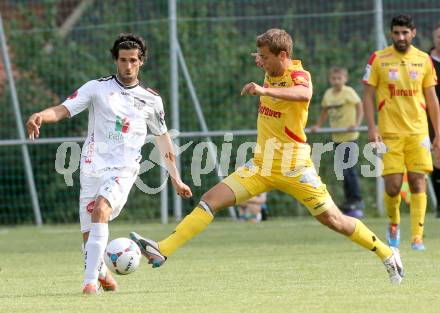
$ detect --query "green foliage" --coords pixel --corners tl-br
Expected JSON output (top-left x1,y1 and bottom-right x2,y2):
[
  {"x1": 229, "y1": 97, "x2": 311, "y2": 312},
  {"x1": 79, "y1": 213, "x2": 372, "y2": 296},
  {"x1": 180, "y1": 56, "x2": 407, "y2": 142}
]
[{"x1": 2, "y1": 1, "x2": 439, "y2": 224}]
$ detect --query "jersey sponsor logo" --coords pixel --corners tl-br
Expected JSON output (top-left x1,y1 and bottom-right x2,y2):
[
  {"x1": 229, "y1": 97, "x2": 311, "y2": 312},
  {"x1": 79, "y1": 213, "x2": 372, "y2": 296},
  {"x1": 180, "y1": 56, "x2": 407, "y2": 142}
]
[
  {"x1": 388, "y1": 84, "x2": 419, "y2": 98},
  {"x1": 388, "y1": 68, "x2": 399, "y2": 80},
  {"x1": 67, "y1": 90, "x2": 78, "y2": 100},
  {"x1": 381, "y1": 62, "x2": 399, "y2": 66},
  {"x1": 409, "y1": 70, "x2": 418, "y2": 80},
  {"x1": 258, "y1": 104, "x2": 282, "y2": 118}
]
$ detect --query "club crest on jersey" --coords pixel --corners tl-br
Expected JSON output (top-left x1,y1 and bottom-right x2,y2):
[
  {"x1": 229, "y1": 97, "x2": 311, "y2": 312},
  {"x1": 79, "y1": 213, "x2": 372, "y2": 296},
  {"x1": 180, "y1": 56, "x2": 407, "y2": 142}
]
[
  {"x1": 134, "y1": 97, "x2": 146, "y2": 110},
  {"x1": 388, "y1": 68, "x2": 398, "y2": 80},
  {"x1": 115, "y1": 115, "x2": 130, "y2": 133},
  {"x1": 409, "y1": 70, "x2": 418, "y2": 80}
]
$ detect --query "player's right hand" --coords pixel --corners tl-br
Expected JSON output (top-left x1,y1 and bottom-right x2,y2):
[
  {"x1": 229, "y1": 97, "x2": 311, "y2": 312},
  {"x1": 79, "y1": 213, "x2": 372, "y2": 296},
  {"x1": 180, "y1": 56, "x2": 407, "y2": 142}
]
[
  {"x1": 367, "y1": 127, "x2": 382, "y2": 145},
  {"x1": 26, "y1": 113, "x2": 43, "y2": 140}
]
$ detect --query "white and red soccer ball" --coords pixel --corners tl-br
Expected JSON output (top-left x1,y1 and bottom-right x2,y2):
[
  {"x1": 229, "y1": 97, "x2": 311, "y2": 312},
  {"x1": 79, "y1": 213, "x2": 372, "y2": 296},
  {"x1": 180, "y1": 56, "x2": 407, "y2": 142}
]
[{"x1": 104, "y1": 238, "x2": 141, "y2": 275}]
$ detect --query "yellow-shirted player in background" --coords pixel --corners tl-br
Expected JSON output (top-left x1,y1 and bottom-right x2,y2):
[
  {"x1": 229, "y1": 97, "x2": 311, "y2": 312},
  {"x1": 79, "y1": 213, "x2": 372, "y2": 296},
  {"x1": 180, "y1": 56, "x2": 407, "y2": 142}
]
[
  {"x1": 131, "y1": 28, "x2": 404, "y2": 283},
  {"x1": 363, "y1": 14, "x2": 440, "y2": 251}
]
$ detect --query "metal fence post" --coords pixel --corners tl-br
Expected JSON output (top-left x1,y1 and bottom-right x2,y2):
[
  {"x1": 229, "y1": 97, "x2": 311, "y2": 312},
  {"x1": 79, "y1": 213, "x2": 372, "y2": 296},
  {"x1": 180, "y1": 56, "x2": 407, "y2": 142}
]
[{"x1": 0, "y1": 14, "x2": 42, "y2": 226}]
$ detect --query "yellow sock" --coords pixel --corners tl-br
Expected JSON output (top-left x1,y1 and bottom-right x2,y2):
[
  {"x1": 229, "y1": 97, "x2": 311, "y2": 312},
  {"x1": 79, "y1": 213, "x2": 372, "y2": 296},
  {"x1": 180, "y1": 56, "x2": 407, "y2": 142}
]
[
  {"x1": 384, "y1": 193, "x2": 401, "y2": 224},
  {"x1": 349, "y1": 220, "x2": 392, "y2": 261},
  {"x1": 410, "y1": 192, "x2": 427, "y2": 241},
  {"x1": 159, "y1": 206, "x2": 214, "y2": 257}
]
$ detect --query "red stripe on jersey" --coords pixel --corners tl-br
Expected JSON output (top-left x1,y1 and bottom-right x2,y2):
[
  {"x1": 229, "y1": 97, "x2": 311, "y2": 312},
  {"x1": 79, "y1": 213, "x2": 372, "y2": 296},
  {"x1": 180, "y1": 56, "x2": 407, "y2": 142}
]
[
  {"x1": 429, "y1": 56, "x2": 438, "y2": 84},
  {"x1": 378, "y1": 100, "x2": 385, "y2": 111},
  {"x1": 284, "y1": 127, "x2": 306, "y2": 143},
  {"x1": 146, "y1": 87, "x2": 159, "y2": 96},
  {"x1": 420, "y1": 102, "x2": 426, "y2": 111},
  {"x1": 291, "y1": 70, "x2": 310, "y2": 88},
  {"x1": 367, "y1": 52, "x2": 377, "y2": 65}
]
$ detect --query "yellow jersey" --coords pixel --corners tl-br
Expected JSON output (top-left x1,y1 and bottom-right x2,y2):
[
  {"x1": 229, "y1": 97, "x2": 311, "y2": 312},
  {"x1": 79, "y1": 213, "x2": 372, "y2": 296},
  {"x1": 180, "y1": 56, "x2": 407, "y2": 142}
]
[
  {"x1": 254, "y1": 60, "x2": 311, "y2": 163},
  {"x1": 321, "y1": 85, "x2": 361, "y2": 143},
  {"x1": 363, "y1": 45, "x2": 437, "y2": 134}
]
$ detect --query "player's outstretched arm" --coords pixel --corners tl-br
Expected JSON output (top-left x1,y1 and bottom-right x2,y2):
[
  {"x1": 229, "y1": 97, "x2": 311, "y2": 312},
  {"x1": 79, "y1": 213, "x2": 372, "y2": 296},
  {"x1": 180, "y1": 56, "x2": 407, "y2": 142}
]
[
  {"x1": 26, "y1": 104, "x2": 70, "y2": 140},
  {"x1": 240, "y1": 82, "x2": 311, "y2": 102},
  {"x1": 362, "y1": 84, "x2": 381, "y2": 143},
  {"x1": 311, "y1": 108, "x2": 328, "y2": 132},
  {"x1": 155, "y1": 132, "x2": 192, "y2": 198}
]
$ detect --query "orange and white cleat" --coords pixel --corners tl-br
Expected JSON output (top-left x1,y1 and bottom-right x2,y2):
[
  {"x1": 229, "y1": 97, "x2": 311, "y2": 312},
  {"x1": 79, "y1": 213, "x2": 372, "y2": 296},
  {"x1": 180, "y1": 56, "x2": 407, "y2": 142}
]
[
  {"x1": 98, "y1": 271, "x2": 118, "y2": 291},
  {"x1": 82, "y1": 283, "x2": 98, "y2": 295}
]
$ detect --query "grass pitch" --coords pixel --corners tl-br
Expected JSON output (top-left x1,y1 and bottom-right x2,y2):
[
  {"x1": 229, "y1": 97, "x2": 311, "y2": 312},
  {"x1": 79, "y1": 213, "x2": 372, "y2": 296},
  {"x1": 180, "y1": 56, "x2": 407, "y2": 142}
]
[{"x1": 1, "y1": 215, "x2": 440, "y2": 313}]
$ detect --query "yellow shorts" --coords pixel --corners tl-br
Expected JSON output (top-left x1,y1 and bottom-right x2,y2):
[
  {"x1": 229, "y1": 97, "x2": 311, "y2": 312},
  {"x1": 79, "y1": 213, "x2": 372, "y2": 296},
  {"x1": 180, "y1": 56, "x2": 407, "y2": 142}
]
[
  {"x1": 222, "y1": 158, "x2": 334, "y2": 216},
  {"x1": 382, "y1": 133, "x2": 432, "y2": 175}
]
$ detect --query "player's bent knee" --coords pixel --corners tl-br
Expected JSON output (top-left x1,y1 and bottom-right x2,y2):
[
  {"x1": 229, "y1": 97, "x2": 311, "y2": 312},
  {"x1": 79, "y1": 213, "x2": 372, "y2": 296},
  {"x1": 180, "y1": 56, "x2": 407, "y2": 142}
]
[{"x1": 91, "y1": 198, "x2": 112, "y2": 222}]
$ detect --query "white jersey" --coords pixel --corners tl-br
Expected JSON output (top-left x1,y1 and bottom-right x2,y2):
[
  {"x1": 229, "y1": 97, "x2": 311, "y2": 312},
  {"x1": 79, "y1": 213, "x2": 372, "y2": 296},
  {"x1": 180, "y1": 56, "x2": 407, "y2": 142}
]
[{"x1": 62, "y1": 75, "x2": 168, "y2": 173}]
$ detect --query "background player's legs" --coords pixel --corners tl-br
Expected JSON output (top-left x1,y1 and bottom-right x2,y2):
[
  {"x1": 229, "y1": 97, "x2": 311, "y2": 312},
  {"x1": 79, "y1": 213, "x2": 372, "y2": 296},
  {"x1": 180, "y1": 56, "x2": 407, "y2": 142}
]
[
  {"x1": 383, "y1": 173, "x2": 403, "y2": 225},
  {"x1": 408, "y1": 172, "x2": 427, "y2": 248},
  {"x1": 158, "y1": 182, "x2": 239, "y2": 256},
  {"x1": 315, "y1": 204, "x2": 392, "y2": 261},
  {"x1": 83, "y1": 196, "x2": 112, "y2": 290},
  {"x1": 431, "y1": 166, "x2": 440, "y2": 218},
  {"x1": 383, "y1": 173, "x2": 403, "y2": 247}
]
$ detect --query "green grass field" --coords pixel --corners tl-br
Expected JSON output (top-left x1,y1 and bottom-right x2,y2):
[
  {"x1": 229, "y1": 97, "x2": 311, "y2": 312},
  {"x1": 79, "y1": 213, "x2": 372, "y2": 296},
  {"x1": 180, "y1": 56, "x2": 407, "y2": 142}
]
[{"x1": 1, "y1": 215, "x2": 440, "y2": 313}]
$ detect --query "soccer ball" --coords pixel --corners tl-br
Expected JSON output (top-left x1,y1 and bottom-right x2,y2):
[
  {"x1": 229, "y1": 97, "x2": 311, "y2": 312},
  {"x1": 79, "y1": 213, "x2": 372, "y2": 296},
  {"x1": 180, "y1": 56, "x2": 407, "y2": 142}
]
[{"x1": 104, "y1": 238, "x2": 141, "y2": 275}]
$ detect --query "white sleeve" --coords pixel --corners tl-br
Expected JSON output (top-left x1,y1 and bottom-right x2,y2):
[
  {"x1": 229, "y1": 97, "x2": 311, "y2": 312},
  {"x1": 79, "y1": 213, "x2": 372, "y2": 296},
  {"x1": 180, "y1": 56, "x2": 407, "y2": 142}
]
[
  {"x1": 61, "y1": 80, "x2": 95, "y2": 117},
  {"x1": 147, "y1": 96, "x2": 168, "y2": 136}
]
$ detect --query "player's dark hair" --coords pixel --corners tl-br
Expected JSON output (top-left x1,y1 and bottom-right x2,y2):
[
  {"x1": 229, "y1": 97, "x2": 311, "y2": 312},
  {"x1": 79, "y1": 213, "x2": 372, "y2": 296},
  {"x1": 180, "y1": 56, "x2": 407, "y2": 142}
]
[
  {"x1": 110, "y1": 33, "x2": 147, "y2": 61},
  {"x1": 390, "y1": 14, "x2": 415, "y2": 30}
]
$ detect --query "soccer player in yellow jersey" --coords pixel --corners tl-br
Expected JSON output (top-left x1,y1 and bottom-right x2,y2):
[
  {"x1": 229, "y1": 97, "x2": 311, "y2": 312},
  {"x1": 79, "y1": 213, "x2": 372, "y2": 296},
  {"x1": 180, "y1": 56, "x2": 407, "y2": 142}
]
[
  {"x1": 312, "y1": 67, "x2": 364, "y2": 218},
  {"x1": 131, "y1": 28, "x2": 404, "y2": 283},
  {"x1": 363, "y1": 15, "x2": 440, "y2": 251}
]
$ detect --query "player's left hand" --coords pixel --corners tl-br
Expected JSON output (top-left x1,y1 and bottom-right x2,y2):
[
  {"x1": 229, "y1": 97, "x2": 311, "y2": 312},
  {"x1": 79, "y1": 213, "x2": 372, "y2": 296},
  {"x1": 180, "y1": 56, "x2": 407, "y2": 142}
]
[
  {"x1": 347, "y1": 125, "x2": 357, "y2": 131},
  {"x1": 240, "y1": 82, "x2": 265, "y2": 96},
  {"x1": 172, "y1": 179, "x2": 193, "y2": 198},
  {"x1": 432, "y1": 136, "x2": 440, "y2": 165}
]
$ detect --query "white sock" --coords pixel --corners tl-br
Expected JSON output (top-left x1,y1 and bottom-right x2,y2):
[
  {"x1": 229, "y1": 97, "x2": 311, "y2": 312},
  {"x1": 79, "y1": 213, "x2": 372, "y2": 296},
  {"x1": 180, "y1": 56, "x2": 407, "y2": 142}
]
[
  {"x1": 83, "y1": 223, "x2": 108, "y2": 287},
  {"x1": 82, "y1": 243, "x2": 108, "y2": 278}
]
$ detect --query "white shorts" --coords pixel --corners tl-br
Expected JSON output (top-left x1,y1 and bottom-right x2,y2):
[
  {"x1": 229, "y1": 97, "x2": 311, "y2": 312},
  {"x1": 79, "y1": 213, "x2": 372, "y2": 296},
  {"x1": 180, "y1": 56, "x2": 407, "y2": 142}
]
[{"x1": 79, "y1": 168, "x2": 138, "y2": 233}]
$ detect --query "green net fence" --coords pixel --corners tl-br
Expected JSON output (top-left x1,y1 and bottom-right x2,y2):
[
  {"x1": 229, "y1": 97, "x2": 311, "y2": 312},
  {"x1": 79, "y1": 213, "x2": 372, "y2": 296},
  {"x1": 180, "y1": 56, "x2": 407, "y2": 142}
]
[{"x1": 1, "y1": 0, "x2": 439, "y2": 224}]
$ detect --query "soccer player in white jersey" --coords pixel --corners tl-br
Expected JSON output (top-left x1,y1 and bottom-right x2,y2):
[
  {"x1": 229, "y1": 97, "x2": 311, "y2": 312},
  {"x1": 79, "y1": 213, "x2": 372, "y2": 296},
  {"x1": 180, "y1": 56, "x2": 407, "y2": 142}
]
[{"x1": 26, "y1": 33, "x2": 192, "y2": 294}]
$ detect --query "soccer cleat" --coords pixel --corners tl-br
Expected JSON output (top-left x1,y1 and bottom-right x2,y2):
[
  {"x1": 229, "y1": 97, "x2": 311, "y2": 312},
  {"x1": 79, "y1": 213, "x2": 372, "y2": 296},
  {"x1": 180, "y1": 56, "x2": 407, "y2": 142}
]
[
  {"x1": 82, "y1": 283, "x2": 98, "y2": 295},
  {"x1": 130, "y1": 232, "x2": 167, "y2": 268},
  {"x1": 383, "y1": 247, "x2": 404, "y2": 284},
  {"x1": 98, "y1": 270, "x2": 118, "y2": 291},
  {"x1": 411, "y1": 237, "x2": 426, "y2": 251},
  {"x1": 386, "y1": 223, "x2": 400, "y2": 248}
]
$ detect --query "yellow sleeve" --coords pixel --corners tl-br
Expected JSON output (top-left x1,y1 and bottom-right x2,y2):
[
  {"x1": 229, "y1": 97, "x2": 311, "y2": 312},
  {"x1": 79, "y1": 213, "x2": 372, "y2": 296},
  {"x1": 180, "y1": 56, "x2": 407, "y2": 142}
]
[
  {"x1": 321, "y1": 89, "x2": 330, "y2": 107},
  {"x1": 347, "y1": 87, "x2": 361, "y2": 105},
  {"x1": 423, "y1": 56, "x2": 438, "y2": 88}
]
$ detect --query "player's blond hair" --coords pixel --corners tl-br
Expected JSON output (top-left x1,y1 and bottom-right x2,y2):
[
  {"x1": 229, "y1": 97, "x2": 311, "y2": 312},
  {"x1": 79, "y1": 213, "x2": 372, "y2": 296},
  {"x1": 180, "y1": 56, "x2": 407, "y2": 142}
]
[
  {"x1": 329, "y1": 66, "x2": 348, "y2": 77},
  {"x1": 256, "y1": 28, "x2": 293, "y2": 57}
]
